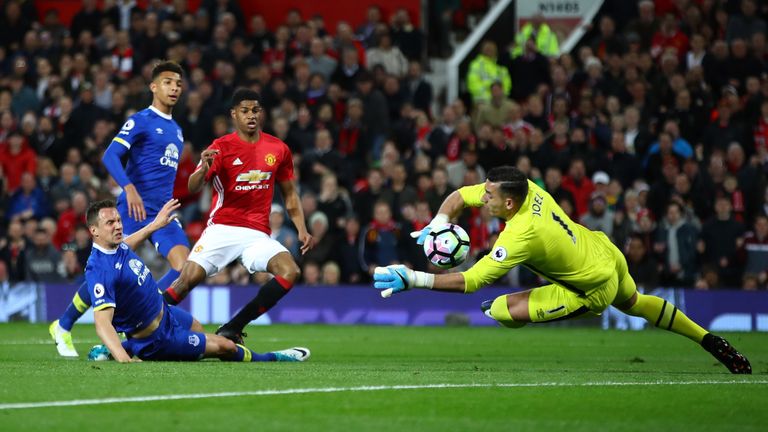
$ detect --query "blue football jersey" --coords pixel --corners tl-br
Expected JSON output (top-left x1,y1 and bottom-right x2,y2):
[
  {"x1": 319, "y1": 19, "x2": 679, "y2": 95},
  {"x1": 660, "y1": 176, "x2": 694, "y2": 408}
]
[
  {"x1": 85, "y1": 242, "x2": 163, "y2": 334},
  {"x1": 111, "y1": 106, "x2": 184, "y2": 214}
]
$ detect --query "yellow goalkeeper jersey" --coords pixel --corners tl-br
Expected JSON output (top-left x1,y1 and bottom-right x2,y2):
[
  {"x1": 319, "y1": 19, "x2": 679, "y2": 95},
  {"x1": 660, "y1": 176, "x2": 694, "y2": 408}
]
[{"x1": 460, "y1": 180, "x2": 616, "y2": 293}]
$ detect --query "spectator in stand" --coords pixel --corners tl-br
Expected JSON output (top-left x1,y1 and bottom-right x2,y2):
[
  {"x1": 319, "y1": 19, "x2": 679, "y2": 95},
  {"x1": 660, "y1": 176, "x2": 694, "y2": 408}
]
[
  {"x1": 581, "y1": 191, "x2": 615, "y2": 238},
  {"x1": 701, "y1": 102, "x2": 747, "y2": 158},
  {"x1": 389, "y1": 162, "x2": 418, "y2": 221},
  {"x1": 742, "y1": 214, "x2": 768, "y2": 287},
  {"x1": 0, "y1": 131, "x2": 37, "y2": 193},
  {"x1": 303, "y1": 211, "x2": 337, "y2": 266},
  {"x1": 177, "y1": 91, "x2": 213, "y2": 152},
  {"x1": 300, "y1": 129, "x2": 346, "y2": 193},
  {"x1": 645, "y1": 132, "x2": 685, "y2": 184},
  {"x1": 321, "y1": 261, "x2": 342, "y2": 285},
  {"x1": 474, "y1": 82, "x2": 515, "y2": 130},
  {"x1": 0, "y1": 220, "x2": 26, "y2": 282},
  {"x1": 356, "y1": 5, "x2": 383, "y2": 49},
  {"x1": 390, "y1": 8, "x2": 423, "y2": 62},
  {"x1": 626, "y1": 0, "x2": 658, "y2": 51},
  {"x1": 354, "y1": 168, "x2": 394, "y2": 225},
  {"x1": 509, "y1": 36, "x2": 551, "y2": 101},
  {"x1": 360, "y1": 200, "x2": 407, "y2": 276},
  {"x1": 53, "y1": 191, "x2": 87, "y2": 250},
  {"x1": 651, "y1": 14, "x2": 689, "y2": 62},
  {"x1": 726, "y1": 0, "x2": 767, "y2": 43},
  {"x1": 624, "y1": 232, "x2": 660, "y2": 290},
  {"x1": 24, "y1": 228, "x2": 63, "y2": 283},
  {"x1": 425, "y1": 167, "x2": 452, "y2": 216},
  {"x1": 339, "y1": 218, "x2": 365, "y2": 283},
  {"x1": 591, "y1": 15, "x2": 626, "y2": 60},
  {"x1": 606, "y1": 130, "x2": 642, "y2": 189},
  {"x1": 331, "y1": 46, "x2": 363, "y2": 94},
  {"x1": 561, "y1": 158, "x2": 594, "y2": 217},
  {"x1": 307, "y1": 37, "x2": 337, "y2": 82},
  {"x1": 354, "y1": 71, "x2": 390, "y2": 160},
  {"x1": 8, "y1": 172, "x2": 49, "y2": 221},
  {"x1": 269, "y1": 204, "x2": 299, "y2": 258},
  {"x1": 317, "y1": 173, "x2": 351, "y2": 235},
  {"x1": 366, "y1": 31, "x2": 408, "y2": 79},
  {"x1": 446, "y1": 146, "x2": 485, "y2": 189},
  {"x1": 698, "y1": 196, "x2": 746, "y2": 287},
  {"x1": 654, "y1": 201, "x2": 700, "y2": 287},
  {"x1": 248, "y1": 14, "x2": 274, "y2": 57},
  {"x1": 543, "y1": 166, "x2": 576, "y2": 210},
  {"x1": 467, "y1": 40, "x2": 511, "y2": 106},
  {"x1": 403, "y1": 61, "x2": 432, "y2": 115},
  {"x1": 511, "y1": 13, "x2": 559, "y2": 59},
  {"x1": 48, "y1": 163, "x2": 84, "y2": 207},
  {"x1": 301, "y1": 261, "x2": 321, "y2": 285},
  {"x1": 727, "y1": 38, "x2": 763, "y2": 90}
]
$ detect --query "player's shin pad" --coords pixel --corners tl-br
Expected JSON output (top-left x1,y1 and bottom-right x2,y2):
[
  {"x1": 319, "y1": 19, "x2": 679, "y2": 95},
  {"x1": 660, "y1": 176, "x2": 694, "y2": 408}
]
[{"x1": 490, "y1": 295, "x2": 525, "y2": 328}]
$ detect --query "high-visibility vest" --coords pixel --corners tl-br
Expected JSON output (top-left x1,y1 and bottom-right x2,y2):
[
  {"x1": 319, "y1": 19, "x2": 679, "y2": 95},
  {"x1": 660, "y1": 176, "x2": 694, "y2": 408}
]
[
  {"x1": 512, "y1": 22, "x2": 559, "y2": 58},
  {"x1": 466, "y1": 54, "x2": 512, "y2": 103}
]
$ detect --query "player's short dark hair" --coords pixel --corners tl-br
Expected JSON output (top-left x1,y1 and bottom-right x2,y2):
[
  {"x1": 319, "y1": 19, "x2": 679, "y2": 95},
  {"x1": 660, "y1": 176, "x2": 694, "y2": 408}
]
[
  {"x1": 487, "y1": 166, "x2": 529, "y2": 202},
  {"x1": 231, "y1": 88, "x2": 262, "y2": 108},
  {"x1": 86, "y1": 199, "x2": 116, "y2": 227},
  {"x1": 151, "y1": 60, "x2": 184, "y2": 80}
]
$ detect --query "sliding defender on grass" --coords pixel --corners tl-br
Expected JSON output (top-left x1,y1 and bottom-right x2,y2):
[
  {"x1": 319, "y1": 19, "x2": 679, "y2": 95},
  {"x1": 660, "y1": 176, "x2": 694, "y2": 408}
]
[
  {"x1": 374, "y1": 166, "x2": 751, "y2": 374},
  {"x1": 84, "y1": 198, "x2": 309, "y2": 363}
]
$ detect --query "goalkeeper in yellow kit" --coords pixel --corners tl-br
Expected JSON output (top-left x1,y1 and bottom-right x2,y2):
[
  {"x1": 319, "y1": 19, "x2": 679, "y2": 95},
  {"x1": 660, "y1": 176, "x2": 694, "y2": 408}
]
[{"x1": 373, "y1": 166, "x2": 751, "y2": 374}]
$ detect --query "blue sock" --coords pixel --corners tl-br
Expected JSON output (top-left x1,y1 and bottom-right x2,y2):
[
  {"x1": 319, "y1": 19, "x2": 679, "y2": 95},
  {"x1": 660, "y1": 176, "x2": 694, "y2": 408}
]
[
  {"x1": 156, "y1": 268, "x2": 181, "y2": 291},
  {"x1": 224, "y1": 344, "x2": 277, "y2": 362},
  {"x1": 58, "y1": 282, "x2": 91, "y2": 331}
]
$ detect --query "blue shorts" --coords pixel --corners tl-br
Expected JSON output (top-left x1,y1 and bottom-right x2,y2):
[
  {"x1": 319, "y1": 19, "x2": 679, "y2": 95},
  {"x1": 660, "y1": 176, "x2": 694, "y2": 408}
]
[
  {"x1": 122, "y1": 304, "x2": 206, "y2": 361},
  {"x1": 117, "y1": 200, "x2": 190, "y2": 257}
]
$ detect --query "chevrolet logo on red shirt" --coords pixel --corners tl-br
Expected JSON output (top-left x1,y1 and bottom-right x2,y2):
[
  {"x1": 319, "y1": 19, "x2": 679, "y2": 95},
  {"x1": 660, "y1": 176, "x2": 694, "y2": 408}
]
[{"x1": 236, "y1": 170, "x2": 272, "y2": 183}]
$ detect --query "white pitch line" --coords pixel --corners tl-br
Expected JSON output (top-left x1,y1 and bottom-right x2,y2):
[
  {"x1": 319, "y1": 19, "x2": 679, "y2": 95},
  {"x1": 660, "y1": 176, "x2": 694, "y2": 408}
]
[{"x1": 1, "y1": 381, "x2": 766, "y2": 411}]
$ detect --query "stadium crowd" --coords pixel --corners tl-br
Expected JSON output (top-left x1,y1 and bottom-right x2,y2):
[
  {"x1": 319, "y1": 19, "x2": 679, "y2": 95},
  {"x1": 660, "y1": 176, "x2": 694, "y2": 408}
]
[{"x1": 0, "y1": 0, "x2": 767, "y2": 290}]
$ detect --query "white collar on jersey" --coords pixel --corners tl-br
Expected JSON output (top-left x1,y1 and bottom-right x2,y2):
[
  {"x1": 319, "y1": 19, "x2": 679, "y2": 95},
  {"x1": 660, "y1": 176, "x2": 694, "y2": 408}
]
[
  {"x1": 92, "y1": 242, "x2": 119, "y2": 255},
  {"x1": 148, "y1": 105, "x2": 173, "y2": 120}
]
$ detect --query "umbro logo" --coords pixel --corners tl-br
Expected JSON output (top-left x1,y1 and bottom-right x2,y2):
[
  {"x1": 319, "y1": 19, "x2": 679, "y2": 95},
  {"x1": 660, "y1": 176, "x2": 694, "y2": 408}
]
[
  {"x1": 233, "y1": 158, "x2": 243, "y2": 166},
  {"x1": 115, "y1": 263, "x2": 122, "y2": 270},
  {"x1": 156, "y1": 128, "x2": 164, "y2": 134}
]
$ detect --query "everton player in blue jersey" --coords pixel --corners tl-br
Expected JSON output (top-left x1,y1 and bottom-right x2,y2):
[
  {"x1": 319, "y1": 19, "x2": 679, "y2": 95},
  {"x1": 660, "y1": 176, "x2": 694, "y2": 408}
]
[
  {"x1": 86, "y1": 198, "x2": 309, "y2": 363},
  {"x1": 50, "y1": 61, "x2": 191, "y2": 357}
]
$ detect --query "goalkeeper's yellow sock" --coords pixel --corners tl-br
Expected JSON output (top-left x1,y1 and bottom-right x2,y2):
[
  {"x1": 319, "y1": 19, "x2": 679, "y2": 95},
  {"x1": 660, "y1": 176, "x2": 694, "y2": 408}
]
[{"x1": 625, "y1": 294, "x2": 707, "y2": 343}]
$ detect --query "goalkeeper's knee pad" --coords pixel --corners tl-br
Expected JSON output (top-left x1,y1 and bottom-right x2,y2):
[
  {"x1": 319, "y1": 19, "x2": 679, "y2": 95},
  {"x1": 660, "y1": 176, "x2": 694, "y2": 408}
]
[{"x1": 490, "y1": 295, "x2": 526, "y2": 328}]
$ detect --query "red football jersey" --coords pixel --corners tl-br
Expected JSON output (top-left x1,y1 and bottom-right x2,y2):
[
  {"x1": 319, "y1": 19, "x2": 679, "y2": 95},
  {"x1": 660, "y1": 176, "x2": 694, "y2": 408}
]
[{"x1": 199, "y1": 132, "x2": 294, "y2": 234}]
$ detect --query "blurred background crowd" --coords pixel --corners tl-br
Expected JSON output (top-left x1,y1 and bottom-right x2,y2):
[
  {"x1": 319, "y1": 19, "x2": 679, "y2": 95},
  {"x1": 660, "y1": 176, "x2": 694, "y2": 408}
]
[{"x1": 1, "y1": 0, "x2": 767, "y2": 290}]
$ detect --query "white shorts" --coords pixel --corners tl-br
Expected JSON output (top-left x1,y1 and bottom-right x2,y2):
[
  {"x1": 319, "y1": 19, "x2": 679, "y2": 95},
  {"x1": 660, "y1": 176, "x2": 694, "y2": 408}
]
[{"x1": 188, "y1": 224, "x2": 289, "y2": 277}]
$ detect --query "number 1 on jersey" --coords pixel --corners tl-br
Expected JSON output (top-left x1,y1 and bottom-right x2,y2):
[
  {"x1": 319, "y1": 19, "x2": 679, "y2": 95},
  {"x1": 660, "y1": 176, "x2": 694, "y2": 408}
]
[{"x1": 552, "y1": 212, "x2": 576, "y2": 244}]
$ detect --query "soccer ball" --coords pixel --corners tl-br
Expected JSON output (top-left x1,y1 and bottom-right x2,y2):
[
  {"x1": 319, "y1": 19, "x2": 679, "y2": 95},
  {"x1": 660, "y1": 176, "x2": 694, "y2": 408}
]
[
  {"x1": 87, "y1": 344, "x2": 112, "y2": 361},
  {"x1": 423, "y1": 223, "x2": 470, "y2": 269}
]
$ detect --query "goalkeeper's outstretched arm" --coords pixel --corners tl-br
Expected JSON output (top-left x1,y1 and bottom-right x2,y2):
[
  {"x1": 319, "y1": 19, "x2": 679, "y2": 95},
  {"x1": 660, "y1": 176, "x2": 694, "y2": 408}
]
[{"x1": 436, "y1": 190, "x2": 470, "y2": 221}]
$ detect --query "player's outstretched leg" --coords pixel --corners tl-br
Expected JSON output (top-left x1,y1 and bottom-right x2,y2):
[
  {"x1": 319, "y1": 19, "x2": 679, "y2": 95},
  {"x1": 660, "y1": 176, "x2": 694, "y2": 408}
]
[
  {"x1": 618, "y1": 292, "x2": 751, "y2": 374},
  {"x1": 208, "y1": 334, "x2": 310, "y2": 362},
  {"x1": 162, "y1": 261, "x2": 207, "y2": 305},
  {"x1": 701, "y1": 333, "x2": 752, "y2": 374},
  {"x1": 50, "y1": 281, "x2": 91, "y2": 357},
  {"x1": 216, "y1": 252, "x2": 300, "y2": 343}
]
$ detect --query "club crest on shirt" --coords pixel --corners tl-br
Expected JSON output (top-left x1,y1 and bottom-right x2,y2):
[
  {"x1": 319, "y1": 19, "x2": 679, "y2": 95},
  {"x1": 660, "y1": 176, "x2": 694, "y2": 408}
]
[
  {"x1": 264, "y1": 153, "x2": 276, "y2": 166},
  {"x1": 188, "y1": 335, "x2": 200, "y2": 347},
  {"x1": 194, "y1": 245, "x2": 203, "y2": 253}
]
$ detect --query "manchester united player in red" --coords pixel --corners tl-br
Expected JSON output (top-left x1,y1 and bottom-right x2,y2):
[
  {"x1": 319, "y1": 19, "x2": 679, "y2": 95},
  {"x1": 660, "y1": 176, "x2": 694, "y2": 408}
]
[{"x1": 162, "y1": 88, "x2": 313, "y2": 344}]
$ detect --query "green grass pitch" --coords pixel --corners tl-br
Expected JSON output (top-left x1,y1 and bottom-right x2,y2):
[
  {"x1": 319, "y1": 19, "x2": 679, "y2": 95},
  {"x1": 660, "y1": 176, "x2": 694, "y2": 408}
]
[{"x1": 0, "y1": 323, "x2": 766, "y2": 431}]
